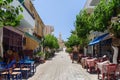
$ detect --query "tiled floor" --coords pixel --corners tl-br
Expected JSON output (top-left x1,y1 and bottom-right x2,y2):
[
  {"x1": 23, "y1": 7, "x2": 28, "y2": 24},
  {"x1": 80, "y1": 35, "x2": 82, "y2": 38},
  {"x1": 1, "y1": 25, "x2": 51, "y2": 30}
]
[{"x1": 28, "y1": 51, "x2": 98, "y2": 80}]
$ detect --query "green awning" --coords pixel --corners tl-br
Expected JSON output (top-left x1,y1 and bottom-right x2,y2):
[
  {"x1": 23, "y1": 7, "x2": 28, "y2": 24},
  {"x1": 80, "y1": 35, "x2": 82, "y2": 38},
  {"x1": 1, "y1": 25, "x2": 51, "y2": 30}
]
[{"x1": 25, "y1": 32, "x2": 41, "y2": 43}]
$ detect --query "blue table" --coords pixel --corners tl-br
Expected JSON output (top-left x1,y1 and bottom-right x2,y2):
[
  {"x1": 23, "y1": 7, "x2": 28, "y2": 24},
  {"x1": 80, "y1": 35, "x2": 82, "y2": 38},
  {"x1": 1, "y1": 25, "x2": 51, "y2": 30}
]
[{"x1": 18, "y1": 60, "x2": 35, "y2": 74}]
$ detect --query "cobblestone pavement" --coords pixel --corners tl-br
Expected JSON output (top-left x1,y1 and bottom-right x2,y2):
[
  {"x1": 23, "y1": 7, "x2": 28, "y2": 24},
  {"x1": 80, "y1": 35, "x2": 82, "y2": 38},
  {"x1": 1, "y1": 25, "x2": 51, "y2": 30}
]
[{"x1": 28, "y1": 51, "x2": 97, "y2": 80}]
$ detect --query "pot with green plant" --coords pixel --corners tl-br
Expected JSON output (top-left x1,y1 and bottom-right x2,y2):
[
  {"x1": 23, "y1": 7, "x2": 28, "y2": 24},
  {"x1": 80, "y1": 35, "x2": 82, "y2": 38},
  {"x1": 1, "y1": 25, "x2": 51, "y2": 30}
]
[{"x1": 36, "y1": 51, "x2": 45, "y2": 63}]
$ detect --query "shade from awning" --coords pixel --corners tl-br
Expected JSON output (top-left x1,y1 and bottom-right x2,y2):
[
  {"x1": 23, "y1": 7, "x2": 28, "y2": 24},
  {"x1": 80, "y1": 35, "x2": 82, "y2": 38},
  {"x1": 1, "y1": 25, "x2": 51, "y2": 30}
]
[{"x1": 89, "y1": 33, "x2": 109, "y2": 46}]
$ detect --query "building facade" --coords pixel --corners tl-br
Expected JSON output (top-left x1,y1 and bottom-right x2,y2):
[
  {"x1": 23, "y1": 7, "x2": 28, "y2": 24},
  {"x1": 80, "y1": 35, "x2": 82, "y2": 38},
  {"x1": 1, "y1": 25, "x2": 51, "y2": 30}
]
[
  {"x1": 22, "y1": 0, "x2": 45, "y2": 53},
  {"x1": 84, "y1": 0, "x2": 113, "y2": 58},
  {"x1": 84, "y1": 0, "x2": 100, "y2": 56},
  {"x1": 58, "y1": 33, "x2": 65, "y2": 50},
  {"x1": 11, "y1": 0, "x2": 35, "y2": 35},
  {"x1": 0, "y1": 0, "x2": 45, "y2": 58},
  {"x1": 23, "y1": 0, "x2": 45, "y2": 38},
  {"x1": 44, "y1": 25, "x2": 54, "y2": 36},
  {"x1": 84, "y1": 0, "x2": 100, "y2": 13}
]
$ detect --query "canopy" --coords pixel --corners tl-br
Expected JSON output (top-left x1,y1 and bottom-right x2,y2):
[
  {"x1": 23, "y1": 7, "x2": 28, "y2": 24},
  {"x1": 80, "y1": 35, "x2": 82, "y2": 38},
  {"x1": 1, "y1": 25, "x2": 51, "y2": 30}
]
[
  {"x1": 89, "y1": 33, "x2": 109, "y2": 46},
  {"x1": 25, "y1": 32, "x2": 41, "y2": 43}
]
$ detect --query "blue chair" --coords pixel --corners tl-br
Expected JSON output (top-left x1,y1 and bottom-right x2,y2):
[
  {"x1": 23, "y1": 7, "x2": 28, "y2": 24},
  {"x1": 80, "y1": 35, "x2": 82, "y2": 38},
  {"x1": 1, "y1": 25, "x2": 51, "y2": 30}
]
[
  {"x1": 14, "y1": 61, "x2": 31, "y2": 79},
  {"x1": 1, "y1": 60, "x2": 22, "y2": 80},
  {"x1": 1, "y1": 60, "x2": 16, "y2": 79}
]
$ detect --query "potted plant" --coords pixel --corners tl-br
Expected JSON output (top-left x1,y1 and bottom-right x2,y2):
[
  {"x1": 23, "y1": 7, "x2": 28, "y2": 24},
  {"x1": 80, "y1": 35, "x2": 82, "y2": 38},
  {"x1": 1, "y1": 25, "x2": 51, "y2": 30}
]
[{"x1": 36, "y1": 51, "x2": 45, "y2": 63}]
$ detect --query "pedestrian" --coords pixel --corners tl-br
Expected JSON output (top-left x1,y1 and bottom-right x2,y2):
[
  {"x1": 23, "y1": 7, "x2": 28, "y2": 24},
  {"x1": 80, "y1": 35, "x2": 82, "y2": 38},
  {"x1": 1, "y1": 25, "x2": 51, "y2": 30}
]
[
  {"x1": 71, "y1": 46, "x2": 78, "y2": 63},
  {"x1": 77, "y1": 49, "x2": 83, "y2": 63}
]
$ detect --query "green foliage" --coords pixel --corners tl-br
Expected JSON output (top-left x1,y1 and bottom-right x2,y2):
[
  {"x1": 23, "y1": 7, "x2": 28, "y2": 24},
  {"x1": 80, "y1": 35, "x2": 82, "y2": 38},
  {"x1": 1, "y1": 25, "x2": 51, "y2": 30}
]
[
  {"x1": 45, "y1": 52, "x2": 49, "y2": 60},
  {"x1": 65, "y1": 47, "x2": 72, "y2": 53},
  {"x1": 74, "y1": 10, "x2": 91, "y2": 47},
  {"x1": 75, "y1": 10, "x2": 90, "y2": 38},
  {"x1": 92, "y1": 0, "x2": 115, "y2": 31},
  {"x1": 74, "y1": 0, "x2": 120, "y2": 47},
  {"x1": 0, "y1": 0, "x2": 23, "y2": 27},
  {"x1": 65, "y1": 34, "x2": 80, "y2": 47},
  {"x1": 44, "y1": 34, "x2": 59, "y2": 49},
  {"x1": 92, "y1": 0, "x2": 120, "y2": 37},
  {"x1": 109, "y1": 15, "x2": 120, "y2": 38},
  {"x1": 37, "y1": 51, "x2": 45, "y2": 57}
]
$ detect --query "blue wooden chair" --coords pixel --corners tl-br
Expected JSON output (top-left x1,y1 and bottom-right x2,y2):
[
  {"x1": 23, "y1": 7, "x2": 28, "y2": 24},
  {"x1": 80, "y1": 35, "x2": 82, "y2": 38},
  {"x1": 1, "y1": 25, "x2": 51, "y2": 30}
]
[
  {"x1": 1, "y1": 60, "x2": 22, "y2": 80},
  {"x1": 14, "y1": 61, "x2": 31, "y2": 79}
]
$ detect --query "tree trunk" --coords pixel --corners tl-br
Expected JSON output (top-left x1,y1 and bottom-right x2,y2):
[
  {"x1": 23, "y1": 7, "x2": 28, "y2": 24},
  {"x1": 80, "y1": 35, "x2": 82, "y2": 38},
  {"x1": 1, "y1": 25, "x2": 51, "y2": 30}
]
[
  {"x1": 84, "y1": 47, "x2": 87, "y2": 56},
  {"x1": 0, "y1": 28, "x2": 3, "y2": 57},
  {"x1": 112, "y1": 46, "x2": 118, "y2": 64}
]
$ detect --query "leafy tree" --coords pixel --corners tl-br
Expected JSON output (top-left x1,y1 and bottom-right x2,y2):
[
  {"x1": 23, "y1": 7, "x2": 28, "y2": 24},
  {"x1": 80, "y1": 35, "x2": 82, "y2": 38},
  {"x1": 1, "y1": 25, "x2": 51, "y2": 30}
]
[
  {"x1": 75, "y1": 10, "x2": 90, "y2": 38},
  {"x1": 92, "y1": 0, "x2": 115, "y2": 31},
  {"x1": 109, "y1": 15, "x2": 120, "y2": 38},
  {"x1": 65, "y1": 34, "x2": 80, "y2": 48},
  {"x1": 43, "y1": 34, "x2": 59, "y2": 49},
  {"x1": 74, "y1": 0, "x2": 120, "y2": 63},
  {"x1": 74, "y1": 0, "x2": 120, "y2": 46},
  {"x1": 75, "y1": 10, "x2": 90, "y2": 47},
  {"x1": 0, "y1": 0, "x2": 23, "y2": 27}
]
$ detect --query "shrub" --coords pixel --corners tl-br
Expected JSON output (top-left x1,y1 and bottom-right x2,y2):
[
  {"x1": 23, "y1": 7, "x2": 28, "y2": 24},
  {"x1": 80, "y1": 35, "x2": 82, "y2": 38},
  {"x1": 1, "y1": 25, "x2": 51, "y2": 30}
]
[
  {"x1": 37, "y1": 52, "x2": 45, "y2": 58},
  {"x1": 66, "y1": 47, "x2": 72, "y2": 53}
]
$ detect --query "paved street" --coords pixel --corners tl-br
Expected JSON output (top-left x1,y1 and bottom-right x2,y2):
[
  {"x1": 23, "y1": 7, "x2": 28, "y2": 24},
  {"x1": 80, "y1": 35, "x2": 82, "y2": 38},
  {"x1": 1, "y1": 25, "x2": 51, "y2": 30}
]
[{"x1": 28, "y1": 51, "x2": 97, "y2": 80}]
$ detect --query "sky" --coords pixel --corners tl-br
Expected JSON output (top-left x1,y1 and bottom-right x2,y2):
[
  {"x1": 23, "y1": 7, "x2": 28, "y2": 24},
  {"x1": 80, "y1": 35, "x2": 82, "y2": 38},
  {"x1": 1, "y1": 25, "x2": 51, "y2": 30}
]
[{"x1": 33, "y1": 0, "x2": 86, "y2": 41}]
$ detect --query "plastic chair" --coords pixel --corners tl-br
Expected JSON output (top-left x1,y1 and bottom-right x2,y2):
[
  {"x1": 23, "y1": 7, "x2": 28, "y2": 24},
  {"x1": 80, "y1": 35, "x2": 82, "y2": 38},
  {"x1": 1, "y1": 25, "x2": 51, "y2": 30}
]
[
  {"x1": 106, "y1": 64, "x2": 117, "y2": 80},
  {"x1": 1, "y1": 60, "x2": 22, "y2": 80},
  {"x1": 1, "y1": 60, "x2": 16, "y2": 79},
  {"x1": 14, "y1": 62, "x2": 31, "y2": 79},
  {"x1": 9, "y1": 68, "x2": 22, "y2": 80}
]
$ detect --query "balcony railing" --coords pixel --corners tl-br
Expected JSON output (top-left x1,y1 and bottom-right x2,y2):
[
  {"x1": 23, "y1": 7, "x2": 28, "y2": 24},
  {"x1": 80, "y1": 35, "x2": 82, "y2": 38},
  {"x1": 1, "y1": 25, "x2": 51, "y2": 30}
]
[
  {"x1": 11, "y1": 0, "x2": 35, "y2": 28},
  {"x1": 18, "y1": 0, "x2": 35, "y2": 19}
]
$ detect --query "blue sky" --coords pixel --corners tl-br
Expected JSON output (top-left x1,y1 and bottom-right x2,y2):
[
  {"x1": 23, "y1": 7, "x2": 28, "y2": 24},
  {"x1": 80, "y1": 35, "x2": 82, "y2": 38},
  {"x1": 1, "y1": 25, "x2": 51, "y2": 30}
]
[{"x1": 33, "y1": 0, "x2": 86, "y2": 41}]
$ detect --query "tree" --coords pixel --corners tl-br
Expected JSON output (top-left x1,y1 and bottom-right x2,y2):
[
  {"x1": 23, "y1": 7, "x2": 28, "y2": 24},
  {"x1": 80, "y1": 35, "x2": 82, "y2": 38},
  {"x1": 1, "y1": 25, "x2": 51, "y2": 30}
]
[
  {"x1": 93, "y1": 0, "x2": 115, "y2": 31},
  {"x1": 0, "y1": 0, "x2": 23, "y2": 27},
  {"x1": 74, "y1": 0, "x2": 120, "y2": 63},
  {"x1": 44, "y1": 34, "x2": 59, "y2": 49},
  {"x1": 93, "y1": 0, "x2": 120, "y2": 64},
  {"x1": 75, "y1": 10, "x2": 90, "y2": 47},
  {"x1": 65, "y1": 34, "x2": 80, "y2": 48}
]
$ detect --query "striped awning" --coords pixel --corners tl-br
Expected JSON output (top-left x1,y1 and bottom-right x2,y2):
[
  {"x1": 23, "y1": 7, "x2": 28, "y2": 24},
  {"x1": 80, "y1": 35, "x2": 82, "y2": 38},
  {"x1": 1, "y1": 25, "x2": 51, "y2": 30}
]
[{"x1": 89, "y1": 33, "x2": 109, "y2": 46}]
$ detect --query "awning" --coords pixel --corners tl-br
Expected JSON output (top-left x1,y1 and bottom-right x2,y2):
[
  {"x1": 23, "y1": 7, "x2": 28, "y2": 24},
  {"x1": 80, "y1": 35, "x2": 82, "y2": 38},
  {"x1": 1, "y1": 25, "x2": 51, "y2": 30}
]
[
  {"x1": 25, "y1": 32, "x2": 41, "y2": 43},
  {"x1": 89, "y1": 33, "x2": 109, "y2": 46}
]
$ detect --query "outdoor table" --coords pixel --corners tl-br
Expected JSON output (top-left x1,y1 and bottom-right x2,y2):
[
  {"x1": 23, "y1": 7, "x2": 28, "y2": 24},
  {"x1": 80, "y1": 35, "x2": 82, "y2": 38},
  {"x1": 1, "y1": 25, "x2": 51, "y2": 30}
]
[
  {"x1": 97, "y1": 60, "x2": 110, "y2": 79},
  {"x1": 81, "y1": 57, "x2": 88, "y2": 68},
  {"x1": 116, "y1": 64, "x2": 120, "y2": 78},
  {"x1": 17, "y1": 60, "x2": 35, "y2": 79},
  {"x1": 18, "y1": 60, "x2": 35, "y2": 74},
  {"x1": 86, "y1": 58, "x2": 97, "y2": 73}
]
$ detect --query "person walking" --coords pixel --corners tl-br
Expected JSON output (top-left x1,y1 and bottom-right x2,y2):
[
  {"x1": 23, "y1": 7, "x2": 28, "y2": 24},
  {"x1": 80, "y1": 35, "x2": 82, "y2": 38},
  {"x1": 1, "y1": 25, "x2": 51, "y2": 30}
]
[{"x1": 71, "y1": 46, "x2": 78, "y2": 63}]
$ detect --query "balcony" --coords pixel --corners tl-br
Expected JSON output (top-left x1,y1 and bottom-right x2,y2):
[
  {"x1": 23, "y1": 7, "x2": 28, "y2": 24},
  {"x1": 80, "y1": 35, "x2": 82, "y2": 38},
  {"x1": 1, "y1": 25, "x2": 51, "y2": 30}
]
[{"x1": 10, "y1": 0, "x2": 35, "y2": 28}]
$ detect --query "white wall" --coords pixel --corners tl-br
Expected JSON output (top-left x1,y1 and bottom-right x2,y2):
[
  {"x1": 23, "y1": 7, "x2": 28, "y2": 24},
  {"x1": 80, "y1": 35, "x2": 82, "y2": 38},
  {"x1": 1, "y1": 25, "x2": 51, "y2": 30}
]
[{"x1": 84, "y1": 0, "x2": 95, "y2": 9}]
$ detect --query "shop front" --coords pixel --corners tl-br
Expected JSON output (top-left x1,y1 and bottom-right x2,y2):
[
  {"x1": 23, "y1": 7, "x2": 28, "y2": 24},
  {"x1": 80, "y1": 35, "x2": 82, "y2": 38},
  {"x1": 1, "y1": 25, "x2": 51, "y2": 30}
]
[
  {"x1": 3, "y1": 26, "x2": 23, "y2": 55},
  {"x1": 88, "y1": 33, "x2": 112, "y2": 58},
  {"x1": 23, "y1": 32, "x2": 40, "y2": 58}
]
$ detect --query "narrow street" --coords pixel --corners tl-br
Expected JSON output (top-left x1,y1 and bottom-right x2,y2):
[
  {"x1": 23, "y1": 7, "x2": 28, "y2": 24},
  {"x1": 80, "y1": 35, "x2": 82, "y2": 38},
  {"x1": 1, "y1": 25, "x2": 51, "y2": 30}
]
[{"x1": 28, "y1": 51, "x2": 97, "y2": 80}]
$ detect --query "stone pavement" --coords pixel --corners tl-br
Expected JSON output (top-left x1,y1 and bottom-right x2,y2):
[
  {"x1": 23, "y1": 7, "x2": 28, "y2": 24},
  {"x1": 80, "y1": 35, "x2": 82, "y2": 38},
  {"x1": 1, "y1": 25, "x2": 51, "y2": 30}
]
[{"x1": 28, "y1": 51, "x2": 98, "y2": 80}]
